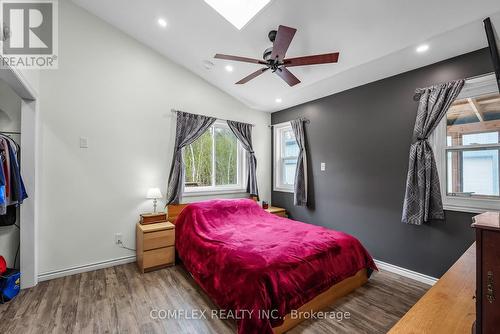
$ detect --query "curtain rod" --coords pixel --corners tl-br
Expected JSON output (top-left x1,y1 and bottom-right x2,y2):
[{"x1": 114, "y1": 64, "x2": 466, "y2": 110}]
[
  {"x1": 171, "y1": 109, "x2": 256, "y2": 127},
  {"x1": 413, "y1": 72, "x2": 495, "y2": 100},
  {"x1": 268, "y1": 119, "x2": 310, "y2": 128}
]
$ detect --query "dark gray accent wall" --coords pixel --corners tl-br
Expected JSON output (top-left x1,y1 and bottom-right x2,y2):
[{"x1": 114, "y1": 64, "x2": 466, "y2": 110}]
[{"x1": 271, "y1": 48, "x2": 494, "y2": 278}]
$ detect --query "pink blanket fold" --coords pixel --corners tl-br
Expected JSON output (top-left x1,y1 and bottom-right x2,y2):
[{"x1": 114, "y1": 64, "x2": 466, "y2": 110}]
[{"x1": 175, "y1": 199, "x2": 376, "y2": 334}]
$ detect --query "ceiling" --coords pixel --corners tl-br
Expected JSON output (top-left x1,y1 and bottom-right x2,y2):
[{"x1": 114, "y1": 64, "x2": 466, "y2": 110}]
[
  {"x1": 71, "y1": 0, "x2": 500, "y2": 112},
  {"x1": 448, "y1": 93, "x2": 500, "y2": 125}
]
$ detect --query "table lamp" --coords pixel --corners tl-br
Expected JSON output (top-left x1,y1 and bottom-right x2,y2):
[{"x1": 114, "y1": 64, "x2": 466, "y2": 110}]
[{"x1": 146, "y1": 188, "x2": 162, "y2": 213}]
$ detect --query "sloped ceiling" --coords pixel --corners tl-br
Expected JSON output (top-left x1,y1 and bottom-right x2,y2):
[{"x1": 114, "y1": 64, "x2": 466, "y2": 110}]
[{"x1": 71, "y1": 0, "x2": 500, "y2": 112}]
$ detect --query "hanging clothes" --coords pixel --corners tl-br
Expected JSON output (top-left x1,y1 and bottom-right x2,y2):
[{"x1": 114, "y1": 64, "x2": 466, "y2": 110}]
[
  {"x1": 0, "y1": 206, "x2": 16, "y2": 227},
  {"x1": 0, "y1": 134, "x2": 27, "y2": 218},
  {"x1": 0, "y1": 150, "x2": 5, "y2": 213}
]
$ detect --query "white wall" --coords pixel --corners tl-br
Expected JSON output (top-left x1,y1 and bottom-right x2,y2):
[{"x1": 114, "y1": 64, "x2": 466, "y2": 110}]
[
  {"x1": 0, "y1": 79, "x2": 22, "y2": 268},
  {"x1": 0, "y1": 80, "x2": 22, "y2": 132},
  {"x1": 18, "y1": 70, "x2": 40, "y2": 98},
  {"x1": 37, "y1": 0, "x2": 271, "y2": 275}
]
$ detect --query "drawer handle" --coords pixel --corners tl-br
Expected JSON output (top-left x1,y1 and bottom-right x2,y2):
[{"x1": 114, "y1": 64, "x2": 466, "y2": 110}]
[{"x1": 487, "y1": 271, "x2": 495, "y2": 304}]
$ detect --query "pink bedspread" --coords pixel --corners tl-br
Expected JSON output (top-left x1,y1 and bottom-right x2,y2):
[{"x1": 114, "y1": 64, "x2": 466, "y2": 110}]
[{"x1": 175, "y1": 199, "x2": 376, "y2": 334}]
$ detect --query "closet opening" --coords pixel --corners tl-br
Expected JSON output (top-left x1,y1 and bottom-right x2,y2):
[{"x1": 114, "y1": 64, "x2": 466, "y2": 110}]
[
  {"x1": 0, "y1": 79, "x2": 23, "y2": 280},
  {"x1": 0, "y1": 68, "x2": 38, "y2": 289}
]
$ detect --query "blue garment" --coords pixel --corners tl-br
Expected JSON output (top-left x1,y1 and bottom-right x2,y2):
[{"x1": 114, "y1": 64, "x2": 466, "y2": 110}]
[
  {"x1": 6, "y1": 140, "x2": 27, "y2": 204},
  {"x1": 0, "y1": 147, "x2": 5, "y2": 214},
  {"x1": 0, "y1": 164, "x2": 5, "y2": 206}
]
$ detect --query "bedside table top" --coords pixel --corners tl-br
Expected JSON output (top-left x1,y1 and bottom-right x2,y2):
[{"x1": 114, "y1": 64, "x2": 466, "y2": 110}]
[
  {"x1": 265, "y1": 206, "x2": 286, "y2": 214},
  {"x1": 140, "y1": 212, "x2": 167, "y2": 218},
  {"x1": 137, "y1": 221, "x2": 174, "y2": 233}
]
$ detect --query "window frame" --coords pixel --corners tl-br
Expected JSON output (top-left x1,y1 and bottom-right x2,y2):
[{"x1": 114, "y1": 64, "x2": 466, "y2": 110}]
[
  {"x1": 273, "y1": 121, "x2": 297, "y2": 193},
  {"x1": 430, "y1": 73, "x2": 500, "y2": 213},
  {"x1": 183, "y1": 120, "x2": 247, "y2": 196}
]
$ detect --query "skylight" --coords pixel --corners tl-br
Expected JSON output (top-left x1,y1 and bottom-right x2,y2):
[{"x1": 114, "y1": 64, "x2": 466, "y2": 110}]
[{"x1": 204, "y1": 0, "x2": 272, "y2": 30}]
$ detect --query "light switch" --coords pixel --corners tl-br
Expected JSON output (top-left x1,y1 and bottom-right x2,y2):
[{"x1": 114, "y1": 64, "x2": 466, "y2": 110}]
[
  {"x1": 79, "y1": 137, "x2": 88, "y2": 148},
  {"x1": 321, "y1": 162, "x2": 326, "y2": 171}
]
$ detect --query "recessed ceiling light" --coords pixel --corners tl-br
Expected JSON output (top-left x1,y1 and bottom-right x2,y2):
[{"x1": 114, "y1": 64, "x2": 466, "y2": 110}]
[
  {"x1": 416, "y1": 44, "x2": 429, "y2": 53},
  {"x1": 204, "y1": 0, "x2": 272, "y2": 30},
  {"x1": 225, "y1": 65, "x2": 234, "y2": 72},
  {"x1": 275, "y1": 98, "x2": 282, "y2": 103},
  {"x1": 157, "y1": 18, "x2": 167, "y2": 28}
]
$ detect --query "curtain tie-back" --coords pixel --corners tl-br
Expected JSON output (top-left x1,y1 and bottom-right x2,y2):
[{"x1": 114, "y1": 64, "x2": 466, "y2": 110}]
[
  {"x1": 227, "y1": 120, "x2": 259, "y2": 198},
  {"x1": 402, "y1": 78, "x2": 465, "y2": 225},
  {"x1": 290, "y1": 118, "x2": 308, "y2": 207}
]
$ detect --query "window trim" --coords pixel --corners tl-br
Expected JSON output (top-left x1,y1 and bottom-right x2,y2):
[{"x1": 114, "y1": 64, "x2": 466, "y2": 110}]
[
  {"x1": 273, "y1": 121, "x2": 296, "y2": 193},
  {"x1": 183, "y1": 120, "x2": 247, "y2": 195},
  {"x1": 430, "y1": 73, "x2": 500, "y2": 213}
]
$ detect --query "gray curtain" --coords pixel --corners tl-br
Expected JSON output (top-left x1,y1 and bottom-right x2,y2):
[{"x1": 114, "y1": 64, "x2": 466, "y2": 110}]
[
  {"x1": 227, "y1": 120, "x2": 259, "y2": 198},
  {"x1": 291, "y1": 119, "x2": 308, "y2": 206},
  {"x1": 166, "y1": 111, "x2": 216, "y2": 204},
  {"x1": 402, "y1": 79, "x2": 465, "y2": 225}
]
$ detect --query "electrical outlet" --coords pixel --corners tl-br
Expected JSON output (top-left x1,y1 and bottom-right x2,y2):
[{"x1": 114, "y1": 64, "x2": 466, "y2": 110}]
[
  {"x1": 79, "y1": 137, "x2": 88, "y2": 148},
  {"x1": 321, "y1": 162, "x2": 326, "y2": 171},
  {"x1": 114, "y1": 233, "x2": 123, "y2": 245}
]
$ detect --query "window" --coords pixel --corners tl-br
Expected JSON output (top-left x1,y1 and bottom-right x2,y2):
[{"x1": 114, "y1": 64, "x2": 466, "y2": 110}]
[
  {"x1": 431, "y1": 73, "x2": 500, "y2": 212},
  {"x1": 274, "y1": 122, "x2": 299, "y2": 192},
  {"x1": 183, "y1": 121, "x2": 246, "y2": 195}
]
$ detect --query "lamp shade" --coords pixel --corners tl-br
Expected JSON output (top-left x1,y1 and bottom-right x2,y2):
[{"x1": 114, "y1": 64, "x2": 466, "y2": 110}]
[{"x1": 146, "y1": 188, "x2": 162, "y2": 199}]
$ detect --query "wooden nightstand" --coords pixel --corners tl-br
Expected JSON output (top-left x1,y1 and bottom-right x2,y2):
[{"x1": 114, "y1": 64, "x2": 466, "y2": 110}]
[
  {"x1": 265, "y1": 206, "x2": 288, "y2": 218},
  {"x1": 136, "y1": 221, "x2": 175, "y2": 273}
]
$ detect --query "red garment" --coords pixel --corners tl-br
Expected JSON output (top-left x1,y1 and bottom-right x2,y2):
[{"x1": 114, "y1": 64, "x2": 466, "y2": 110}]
[
  {"x1": 175, "y1": 199, "x2": 377, "y2": 334},
  {"x1": 0, "y1": 255, "x2": 6, "y2": 275}
]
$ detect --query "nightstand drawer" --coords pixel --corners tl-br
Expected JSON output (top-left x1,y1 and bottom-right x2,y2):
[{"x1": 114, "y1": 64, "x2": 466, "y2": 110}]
[
  {"x1": 143, "y1": 229, "x2": 175, "y2": 250},
  {"x1": 143, "y1": 246, "x2": 175, "y2": 269}
]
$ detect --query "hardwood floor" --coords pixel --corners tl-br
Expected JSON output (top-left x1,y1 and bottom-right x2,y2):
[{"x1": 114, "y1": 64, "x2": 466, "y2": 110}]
[{"x1": 0, "y1": 264, "x2": 429, "y2": 334}]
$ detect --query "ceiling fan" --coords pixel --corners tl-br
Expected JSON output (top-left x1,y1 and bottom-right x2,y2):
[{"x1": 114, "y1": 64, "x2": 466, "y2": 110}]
[{"x1": 214, "y1": 25, "x2": 339, "y2": 87}]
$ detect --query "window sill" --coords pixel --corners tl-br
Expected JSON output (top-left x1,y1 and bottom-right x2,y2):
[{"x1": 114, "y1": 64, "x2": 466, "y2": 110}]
[
  {"x1": 443, "y1": 197, "x2": 500, "y2": 214},
  {"x1": 273, "y1": 186, "x2": 294, "y2": 193},
  {"x1": 183, "y1": 188, "x2": 248, "y2": 197}
]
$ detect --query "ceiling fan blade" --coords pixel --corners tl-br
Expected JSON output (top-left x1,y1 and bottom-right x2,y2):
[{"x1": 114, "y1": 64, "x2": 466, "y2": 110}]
[
  {"x1": 284, "y1": 53, "x2": 340, "y2": 67},
  {"x1": 236, "y1": 68, "x2": 269, "y2": 84},
  {"x1": 214, "y1": 54, "x2": 267, "y2": 65},
  {"x1": 275, "y1": 67, "x2": 300, "y2": 87},
  {"x1": 270, "y1": 25, "x2": 297, "y2": 62}
]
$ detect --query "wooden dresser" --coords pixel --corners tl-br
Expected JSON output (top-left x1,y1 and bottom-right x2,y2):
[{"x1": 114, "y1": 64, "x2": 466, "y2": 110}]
[
  {"x1": 388, "y1": 243, "x2": 476, "y2": 334},
  {"x1": 136, "y1": 222, "x2": 175, "y2": 273},
  {"x1": 472, "y1": 211, "x2": 500, "y2": 334}
]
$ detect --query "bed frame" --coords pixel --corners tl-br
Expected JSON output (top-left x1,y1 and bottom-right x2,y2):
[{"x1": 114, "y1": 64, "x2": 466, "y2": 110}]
[{"x1": 167, "y1": 203, "x2": 369, "y2": 333}]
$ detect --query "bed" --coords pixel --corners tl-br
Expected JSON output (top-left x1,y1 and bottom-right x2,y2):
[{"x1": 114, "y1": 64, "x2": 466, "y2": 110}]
[{"x1": 168, "y1": 199, "x2": 376, "y2": 334}]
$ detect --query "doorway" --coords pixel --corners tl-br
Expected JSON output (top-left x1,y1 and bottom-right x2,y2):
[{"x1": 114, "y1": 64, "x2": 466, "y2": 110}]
[{"x1": 0, "y1": 67, "x2": 38, "y2": 289}]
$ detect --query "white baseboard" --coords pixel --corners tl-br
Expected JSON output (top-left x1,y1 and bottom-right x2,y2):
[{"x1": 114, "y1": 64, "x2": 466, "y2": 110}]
[
  {"x1": 38, "y1": 255, "x2": 136, "y2": 282},
  {"x1": 374, "y1": 259, "x2": 438, "y2": 286},
  {"x1": 37, "y1": 255, "x2": 437, "y2": 287}
]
